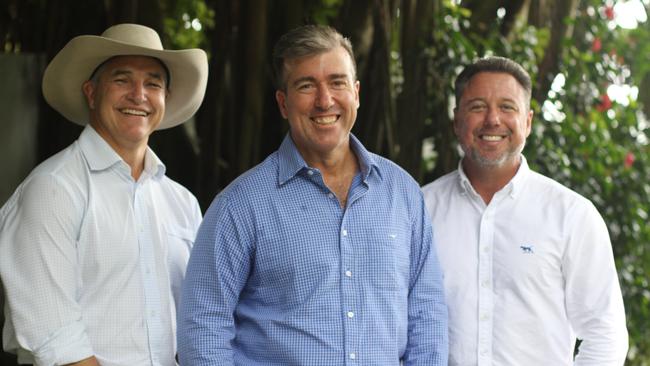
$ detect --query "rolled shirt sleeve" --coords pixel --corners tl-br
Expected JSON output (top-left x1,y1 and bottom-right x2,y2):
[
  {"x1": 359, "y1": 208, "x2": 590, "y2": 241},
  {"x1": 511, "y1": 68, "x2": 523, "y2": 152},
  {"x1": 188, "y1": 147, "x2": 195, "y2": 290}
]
[{"x1": 0, "y1": 174, "x2": 95, "y2": 365}]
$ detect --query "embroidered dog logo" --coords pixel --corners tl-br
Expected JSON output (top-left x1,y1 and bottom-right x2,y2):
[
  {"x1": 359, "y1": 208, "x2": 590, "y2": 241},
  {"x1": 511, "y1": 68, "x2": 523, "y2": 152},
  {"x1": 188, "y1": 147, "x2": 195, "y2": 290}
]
[{"x1": 520, "y1": 245, "x2": 534, "y2": 254}]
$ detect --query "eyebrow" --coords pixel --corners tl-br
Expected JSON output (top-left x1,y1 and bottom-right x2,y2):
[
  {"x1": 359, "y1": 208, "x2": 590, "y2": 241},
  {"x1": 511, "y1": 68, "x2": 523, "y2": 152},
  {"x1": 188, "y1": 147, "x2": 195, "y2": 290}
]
[
  {"x1": 464, "y1": 97, "x2": 518, "y2": 105},
  {"x1": 110, "y1": 69, "x2": 165, "y2": 82},
  {"x1": 291, "y1": 73, "x2": 350, "y2": 87}
]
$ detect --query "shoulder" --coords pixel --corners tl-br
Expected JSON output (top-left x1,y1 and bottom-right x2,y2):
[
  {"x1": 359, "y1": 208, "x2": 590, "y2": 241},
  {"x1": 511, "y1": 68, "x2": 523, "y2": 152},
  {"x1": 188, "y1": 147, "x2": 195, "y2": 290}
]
[
  {"x1": 371, "y1": 153, "x2": 421, "y2": 192},
  {"x1": 421, "y1": 170, "x2": 459, "y2": 198},
  {"x1": 10, "y1": 141, "x2": 87, "y2": 203},
  {"x1": 1, "y1": 142, "x2": 86, "y2": 228},
  {"x1": 523, "y1": 170, "x2": 604, "y2": 227},
  {"x1": 158, "y1": 175, "x2": 200, "y2": 207},
  {"x1": 203, "y1": 152, "x2": 279, "y2": 218},
  {"x1": 527, "y1": 170, "x2": 594, "y2": 208}
]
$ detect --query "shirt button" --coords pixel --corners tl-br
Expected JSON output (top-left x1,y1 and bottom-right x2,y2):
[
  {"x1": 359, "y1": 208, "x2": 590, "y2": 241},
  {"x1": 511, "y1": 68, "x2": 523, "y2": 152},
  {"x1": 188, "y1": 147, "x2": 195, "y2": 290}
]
[
  {"x1": 349, "y1": 353, "x2": 356, "y2": 360},
  {"x1": 347, "y1": 311, "x2": 354, "y2": 318},
  {"x1": 480, "y1": 349, "x2": 488, "y2": 356},
  {"x1": 481, "y1": 280, "x2": 489, "y2": 287},
  {"x1": 342, "y1": 229, "x2": 348, "y2": 236},
  {"x1": 145, "y1": 267, "x2": 151, "y2": 275},
  {"x1": 150, "y1": 310, "x2": 156, "y2": 318},
  {"x1": 307, "y1": 170, "x2": 314, "y2": 176},
  {"x1": 345, "y1": 270, "x2": 352, "y2": 277},
  {"x1": 480, "y1": 313, "x2": 489, "y2": 321},
  {"x1": 482, "y1": 246, "x2": 489, "y2": 253}
]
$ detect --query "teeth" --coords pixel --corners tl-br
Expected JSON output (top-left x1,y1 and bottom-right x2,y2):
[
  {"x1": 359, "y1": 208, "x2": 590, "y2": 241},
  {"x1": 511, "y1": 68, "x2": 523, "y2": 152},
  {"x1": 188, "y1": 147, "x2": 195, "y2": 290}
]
[
  {"x1": 312, "y1": 115, "x2": 338, "y2": 124},
  {"x1": 481, "y1": 135, "x2": 503, "y2": 141},
  {"x1": 121, "y1": 108, "x2": 148, "y2": 116}
]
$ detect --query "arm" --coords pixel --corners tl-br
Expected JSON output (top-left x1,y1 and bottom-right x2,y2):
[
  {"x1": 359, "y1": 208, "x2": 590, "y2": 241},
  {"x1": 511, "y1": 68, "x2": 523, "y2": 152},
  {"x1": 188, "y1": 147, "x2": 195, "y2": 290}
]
[
  {"x1": 564, "y1": 202, "x2": 628, "y2": 365},
  {"x1": 177, "y1": 193, "x2": 253, "y2": 365},
  {"x1": 402, "y1": 194, "x2": 449, "y2": 365},
  {"x1": 0, "y1": 174, "x2": 95, "y2": 365}
]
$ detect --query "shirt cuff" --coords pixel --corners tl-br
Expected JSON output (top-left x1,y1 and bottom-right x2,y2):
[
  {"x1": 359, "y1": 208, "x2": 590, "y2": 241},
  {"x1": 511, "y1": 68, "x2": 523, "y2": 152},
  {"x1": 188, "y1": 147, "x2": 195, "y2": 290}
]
[{"x1": 31, "y1": 320, "x2": 94, "y2": 366}]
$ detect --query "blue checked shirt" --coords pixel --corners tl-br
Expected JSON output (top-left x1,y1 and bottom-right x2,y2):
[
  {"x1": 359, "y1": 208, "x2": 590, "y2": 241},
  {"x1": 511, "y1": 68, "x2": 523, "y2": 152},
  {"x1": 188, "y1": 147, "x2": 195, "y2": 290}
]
[{"x1": 178, "y1": 134, "x2": 448, "y2": 365}]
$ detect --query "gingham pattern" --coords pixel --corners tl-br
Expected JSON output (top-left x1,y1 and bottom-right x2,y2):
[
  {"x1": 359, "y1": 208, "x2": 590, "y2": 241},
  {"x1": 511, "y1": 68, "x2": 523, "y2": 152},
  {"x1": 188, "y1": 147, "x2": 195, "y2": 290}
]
[{"x1": 178, "y1": 134, "x2": 448, "y2": 365}]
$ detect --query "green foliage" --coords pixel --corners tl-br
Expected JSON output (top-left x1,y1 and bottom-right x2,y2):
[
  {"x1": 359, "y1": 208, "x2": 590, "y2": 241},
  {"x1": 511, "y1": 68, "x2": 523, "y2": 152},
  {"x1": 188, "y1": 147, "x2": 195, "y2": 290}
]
[
  {"x1": 163, "y1": 0, "x2": 214, "y2": 51},
  {"x1": 531, "y1": 3, "x2": 650, "y2": 363}
]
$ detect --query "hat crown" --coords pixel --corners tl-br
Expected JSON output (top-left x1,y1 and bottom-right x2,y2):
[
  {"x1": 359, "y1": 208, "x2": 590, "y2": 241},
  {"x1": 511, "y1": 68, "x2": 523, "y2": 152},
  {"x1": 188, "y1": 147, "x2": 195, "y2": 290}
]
[{"x1": 101, "y1": 23, "x2": 163, "y2": 50}]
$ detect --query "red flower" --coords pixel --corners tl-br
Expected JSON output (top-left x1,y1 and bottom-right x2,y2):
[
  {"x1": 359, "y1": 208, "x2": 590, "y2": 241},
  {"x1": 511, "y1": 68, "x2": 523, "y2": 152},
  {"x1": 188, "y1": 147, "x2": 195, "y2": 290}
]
[
  {"x1": 604, "y1": 6, "x2": 615, "y2": 20},
  {"x1": 624, "y1": 152, "x2": 635, "y2": 168},
  {"x1": 592, "y1": 37, "x2": 602, "y2": 52},
  {"x1": 596, "y1": 94, "x2": 612, "y2": 112}
]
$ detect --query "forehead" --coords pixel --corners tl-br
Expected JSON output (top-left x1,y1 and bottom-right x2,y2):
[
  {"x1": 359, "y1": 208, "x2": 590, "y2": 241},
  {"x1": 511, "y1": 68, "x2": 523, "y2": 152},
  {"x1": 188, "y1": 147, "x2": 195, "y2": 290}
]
[
  {"x1": 97, "y1": 55, "x2": 167, "y2": 77},
  {"x1": 462, "y1": 72, "x2": 527, "y2": 102},
  {"x1": 284, "y1": 46, "x2": 355, "y2": 81}
]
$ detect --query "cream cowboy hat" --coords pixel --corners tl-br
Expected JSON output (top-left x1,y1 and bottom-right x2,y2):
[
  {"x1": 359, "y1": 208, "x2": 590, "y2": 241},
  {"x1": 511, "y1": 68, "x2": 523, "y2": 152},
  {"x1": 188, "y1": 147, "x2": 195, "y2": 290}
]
[{"x1": 42, "y1": 23, "x2": 208, "y2": 129}]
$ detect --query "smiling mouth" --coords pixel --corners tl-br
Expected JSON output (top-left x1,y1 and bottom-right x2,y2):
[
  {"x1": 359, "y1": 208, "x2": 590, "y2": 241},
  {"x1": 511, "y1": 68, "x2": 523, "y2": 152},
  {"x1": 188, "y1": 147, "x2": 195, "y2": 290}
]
[
  {"x1": 120, "y1": 108, "x2": 149, "y2": 117},
  {"x1": 311, "y1": 115, "x2": 339, "y2": 125},
  {"x1": 480, "y1": 134, "x2": 505, "y2": 141}
]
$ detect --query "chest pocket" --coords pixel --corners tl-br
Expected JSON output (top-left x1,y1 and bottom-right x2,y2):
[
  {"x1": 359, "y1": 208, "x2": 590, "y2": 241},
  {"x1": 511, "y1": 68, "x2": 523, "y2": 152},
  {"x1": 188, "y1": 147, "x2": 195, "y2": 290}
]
[
  {"x1": 164, "y1": 226, "x2": 195, "y2": 305},
  {"x1": 363, "y1": 225, "x2": 411, "y2": 291}
]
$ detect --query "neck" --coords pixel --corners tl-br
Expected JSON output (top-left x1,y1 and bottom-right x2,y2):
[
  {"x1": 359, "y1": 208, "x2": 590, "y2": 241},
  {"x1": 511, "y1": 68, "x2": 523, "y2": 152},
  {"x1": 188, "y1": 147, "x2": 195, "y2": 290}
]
[
  {"x1": 462, "y1": 157, "x2": 521, "y2": 204},
  {"x1": 89, "y1": 124, "x2": 148, "y2": 180},
  {"x1": 300, "y1": 143, "x2": 359, "y2": 208}
]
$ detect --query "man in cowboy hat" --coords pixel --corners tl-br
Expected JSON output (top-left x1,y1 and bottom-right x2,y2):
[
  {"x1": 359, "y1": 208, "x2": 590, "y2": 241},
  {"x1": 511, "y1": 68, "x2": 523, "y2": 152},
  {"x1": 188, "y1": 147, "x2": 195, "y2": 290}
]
[{"x1": 0, "y1": 23, "x2": 208, "y2": 366}]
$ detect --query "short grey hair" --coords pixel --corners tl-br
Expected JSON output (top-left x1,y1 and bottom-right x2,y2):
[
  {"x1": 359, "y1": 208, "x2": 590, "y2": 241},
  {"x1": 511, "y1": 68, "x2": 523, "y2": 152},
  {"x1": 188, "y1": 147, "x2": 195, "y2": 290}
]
[
  {"x1": 272, "y1": 25, "x2": 356, "y2": 90},
  {"x1": 455, "y1": 56, "x2": 532, "y2": 107}
]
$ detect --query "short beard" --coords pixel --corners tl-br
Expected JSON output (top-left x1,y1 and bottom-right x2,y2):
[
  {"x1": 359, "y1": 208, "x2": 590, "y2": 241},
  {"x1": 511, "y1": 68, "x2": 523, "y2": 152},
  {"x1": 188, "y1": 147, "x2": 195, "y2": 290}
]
[{"x1": 463, "y1": 142, "x2": 525, "y2": 168}]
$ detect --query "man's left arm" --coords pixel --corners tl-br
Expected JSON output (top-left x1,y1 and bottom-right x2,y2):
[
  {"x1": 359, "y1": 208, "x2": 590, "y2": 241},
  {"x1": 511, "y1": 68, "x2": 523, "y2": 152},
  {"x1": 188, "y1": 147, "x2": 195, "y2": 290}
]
[
  {"x1": 402, "y1": 194, "x2": 448, "y2": 365},
  {"x1": 564, "y1": 202, "x2": 628, "y2": 365}
]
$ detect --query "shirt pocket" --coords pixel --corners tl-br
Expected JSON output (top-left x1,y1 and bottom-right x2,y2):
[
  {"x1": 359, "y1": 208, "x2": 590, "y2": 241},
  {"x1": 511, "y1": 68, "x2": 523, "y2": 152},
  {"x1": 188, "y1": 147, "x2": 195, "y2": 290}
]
[
  {"x1": 164, "y1": 226, "x2": 195, "y2": 304},
  {"x1": 364, "y1": 225, "x2": 410, "y2": 292}
]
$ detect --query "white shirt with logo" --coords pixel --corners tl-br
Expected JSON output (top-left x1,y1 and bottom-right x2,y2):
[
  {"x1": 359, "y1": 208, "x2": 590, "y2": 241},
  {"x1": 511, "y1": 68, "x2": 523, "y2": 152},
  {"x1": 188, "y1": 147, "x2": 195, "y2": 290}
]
[{"x1": 422, "y1": 156, "x2": 627, "y2": 365}]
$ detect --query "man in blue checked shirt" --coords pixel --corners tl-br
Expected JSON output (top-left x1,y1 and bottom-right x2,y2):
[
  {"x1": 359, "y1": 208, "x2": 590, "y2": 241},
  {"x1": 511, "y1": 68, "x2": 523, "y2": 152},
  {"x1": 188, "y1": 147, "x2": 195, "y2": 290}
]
[{"x1": 178, "y1": 24, "x2": 448, "y2": 365}]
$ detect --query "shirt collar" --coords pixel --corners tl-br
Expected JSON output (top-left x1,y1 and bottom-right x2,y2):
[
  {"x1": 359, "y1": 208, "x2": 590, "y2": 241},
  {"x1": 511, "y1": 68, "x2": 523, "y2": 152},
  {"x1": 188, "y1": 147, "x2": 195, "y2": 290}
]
[
  {"x1": 79, "y1": 125, "x2": 166, "y2": 179},
  {"x1": 456, "y1": 155, "x2": 531, "y2": 198},
  {"x1": 277, "y1": 133, "x2": 380, "y2": 185}
]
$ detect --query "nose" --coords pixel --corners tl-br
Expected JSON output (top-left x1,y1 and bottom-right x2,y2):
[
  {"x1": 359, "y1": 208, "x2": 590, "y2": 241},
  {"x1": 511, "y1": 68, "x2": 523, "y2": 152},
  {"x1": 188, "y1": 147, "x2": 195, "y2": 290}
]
[
  {"x1": 127, "y1": 82, "x2": 146, "y2": 104},
  {"x1": 315, "y1": 84, "x2": 334, "y2": 110},
  {"x1": 485, "y1": 106, "x2": 500, "y2": 126}
]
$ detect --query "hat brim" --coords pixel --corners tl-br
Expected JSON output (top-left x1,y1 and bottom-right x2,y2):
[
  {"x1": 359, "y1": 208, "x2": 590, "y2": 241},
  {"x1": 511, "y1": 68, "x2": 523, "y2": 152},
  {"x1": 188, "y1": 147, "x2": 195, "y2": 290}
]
[{"x1": 42, "y1": 35, "x2": 208, "y2": 129}]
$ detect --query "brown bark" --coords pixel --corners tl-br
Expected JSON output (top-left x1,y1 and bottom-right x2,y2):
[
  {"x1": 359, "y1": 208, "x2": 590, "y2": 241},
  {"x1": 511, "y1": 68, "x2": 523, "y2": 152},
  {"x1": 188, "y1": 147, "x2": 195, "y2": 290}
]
[
  {"x1": 531, "y1": 0, "x2": 579, "y2": 104},
  {"x1": 395, "y1": 0, "x2": 435, "y2": 181}
]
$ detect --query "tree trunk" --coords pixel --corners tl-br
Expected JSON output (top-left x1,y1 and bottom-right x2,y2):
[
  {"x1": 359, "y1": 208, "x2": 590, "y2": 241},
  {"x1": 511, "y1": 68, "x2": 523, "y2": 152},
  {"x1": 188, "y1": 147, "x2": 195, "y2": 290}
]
[{"x1": 531, "y1": 0, "x2": 579, "y2": 104}]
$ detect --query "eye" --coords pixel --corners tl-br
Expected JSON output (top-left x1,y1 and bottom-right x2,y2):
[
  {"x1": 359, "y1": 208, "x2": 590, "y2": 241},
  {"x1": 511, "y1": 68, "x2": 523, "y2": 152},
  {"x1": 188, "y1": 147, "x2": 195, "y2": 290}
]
[
  {"x1": 113, "y1": 78, "x2": 127, "y2": 85},
  {"x1": 468, "y1": 103, "x2": 486, "y2": 112},
  {"x1": 147, "y1": 81, "x2": 164, "y2": 89},
  {"x1": 331, "y1": 79, "x2": 349, "y2": 90},
  {"x1": 296, "y1": 83, "x2": 315, "y2": 93},
  {"x1": 501, "y1": 103, "x2": 517, "y2": 111}
]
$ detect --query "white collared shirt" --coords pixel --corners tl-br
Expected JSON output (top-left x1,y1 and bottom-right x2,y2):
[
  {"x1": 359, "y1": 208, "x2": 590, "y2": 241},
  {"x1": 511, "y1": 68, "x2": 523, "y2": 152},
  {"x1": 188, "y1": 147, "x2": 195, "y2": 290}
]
[
  {"x1": 422, "y1": 156, "x2": 628, "y2": 365},
  {"x1": 0, "y1": 125, "x2": 201, "y2": 366}
]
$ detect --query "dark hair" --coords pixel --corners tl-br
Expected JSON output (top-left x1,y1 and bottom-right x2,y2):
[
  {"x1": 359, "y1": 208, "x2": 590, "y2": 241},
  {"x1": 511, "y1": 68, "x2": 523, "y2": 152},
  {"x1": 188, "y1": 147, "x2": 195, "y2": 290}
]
[
  {"x1": 272, "y1": 25, "x2": 356, "y2": 90},
  {"x1": 455, "y1": 56, "x2": 532, "y2": 107}
]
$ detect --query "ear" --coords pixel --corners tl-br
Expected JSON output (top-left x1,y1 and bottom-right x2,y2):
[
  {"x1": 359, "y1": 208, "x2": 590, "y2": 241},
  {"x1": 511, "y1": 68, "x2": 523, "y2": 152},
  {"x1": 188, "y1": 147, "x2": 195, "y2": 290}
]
[
  {"x1": 354, "y1": 80, "x2": 360, "y2": 109},
  {"x1": 452, "y1": 107, "x2": 461, "y2": 137},
  {"x1": 82, "y1": 80, "x2": 96, "y2": 110},
  {"x1": 525, "y1": 109, "x2": 533, "y2": 137},
  {"x1": 275, "y1": 90, "x2": 289, "y2": 119}
]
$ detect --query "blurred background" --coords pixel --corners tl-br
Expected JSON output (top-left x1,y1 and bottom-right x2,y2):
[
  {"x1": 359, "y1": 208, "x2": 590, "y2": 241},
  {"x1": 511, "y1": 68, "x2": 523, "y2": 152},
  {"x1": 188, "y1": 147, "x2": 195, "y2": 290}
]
[{"x1": 1, "y1": 0, "x2": 649, "y2": 364}]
